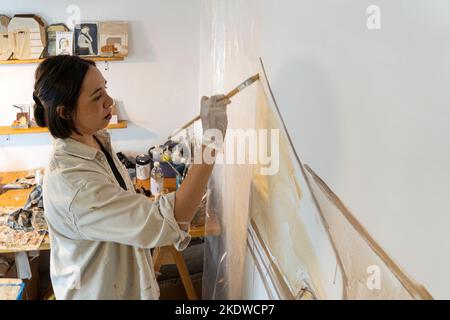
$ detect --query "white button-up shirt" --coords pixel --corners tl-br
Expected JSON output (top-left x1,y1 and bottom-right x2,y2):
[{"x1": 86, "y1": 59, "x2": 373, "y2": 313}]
[{"x1": 43, "y1": 130, "x2": 190, "y2": 300}]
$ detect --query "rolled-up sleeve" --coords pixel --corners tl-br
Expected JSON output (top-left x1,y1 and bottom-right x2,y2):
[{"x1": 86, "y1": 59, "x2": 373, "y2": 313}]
[{"x1": 68, "y1": 173, "x2": 191, "y2": 250}]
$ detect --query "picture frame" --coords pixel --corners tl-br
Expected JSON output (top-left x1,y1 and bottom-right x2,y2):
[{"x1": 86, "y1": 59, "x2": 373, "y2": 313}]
[
  {"x1": 99, "y1": 21, "x2": 128, "y2": 57},
  {"x1": 55, "y1": 31, "x2": 73, "y2": 56},
  {"x1": 0, "y1": 15, "x2": 12, "y2": 61},
  {"x1": 74, "y1": 23, "x2": 98, "y2": 56},
  {"x1": 44, "y1": 23, "x2": 69, "y2": 57},
  {"x1": 8, "y1": 14, "x2": 46, "y2": 60}
]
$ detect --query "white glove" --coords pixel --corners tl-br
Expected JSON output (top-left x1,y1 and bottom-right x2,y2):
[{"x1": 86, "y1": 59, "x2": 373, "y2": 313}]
[{"x1": 200, "y1": 95, "x2": 230, "y2": 149}]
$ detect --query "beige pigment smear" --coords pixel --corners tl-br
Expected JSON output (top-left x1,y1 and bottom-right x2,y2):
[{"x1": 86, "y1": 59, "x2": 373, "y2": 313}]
[
  {"x1": 253, "y1": 58, "x2": 431, "y2": 299},
  {"x1": 248, "y1": 218, "x2": 316, "y2": 299},
  {"x1": 247, "y1": 219, "x2": 295, "y2": 299},
  {"x1": 248, "y1": 58, "x2": 346, "y2": 299},
  {"x1": 304, "y1": 164, "x2": 433, "y2": 299}
]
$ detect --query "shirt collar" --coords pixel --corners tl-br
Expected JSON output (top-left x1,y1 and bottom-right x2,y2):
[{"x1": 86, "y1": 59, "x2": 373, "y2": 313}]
[{"x1": 53, "y1": 130, "x2": 112, "y2": 161}]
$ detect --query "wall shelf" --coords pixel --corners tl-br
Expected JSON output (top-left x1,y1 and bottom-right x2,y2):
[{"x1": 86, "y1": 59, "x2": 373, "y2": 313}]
[
  {"x1": 0, "y1": 56, "x2": 124, "y2": 65},
  {"x1": 0, "y1": 120, "x2": 127, "y2": 135}
]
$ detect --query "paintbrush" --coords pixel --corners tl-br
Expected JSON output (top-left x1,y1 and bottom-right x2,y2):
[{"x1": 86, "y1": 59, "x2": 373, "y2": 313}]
[{"x1": 169, "y1": 73, "x2": 260, "y2": 139}]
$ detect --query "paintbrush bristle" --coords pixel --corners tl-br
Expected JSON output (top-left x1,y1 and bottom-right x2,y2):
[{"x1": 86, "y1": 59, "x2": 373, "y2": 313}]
[
  {"x1": 247, "y1": 74, "x2": 260, "y2": 84},
  {"x1": 241, "y1": 74, "x2": 260, "y2": 88}
]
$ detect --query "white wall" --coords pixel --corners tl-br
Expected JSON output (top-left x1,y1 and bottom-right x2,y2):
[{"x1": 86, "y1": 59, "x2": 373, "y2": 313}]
[
  {"x1": 261, "y1": 0, "x2": 450, "y2": 299},
  {"x1": 200, "y1": 0, "x2": 450, "y2": 299},
  {"x1": 0, "y1": 0, "x2": 201, "y2": 172}
]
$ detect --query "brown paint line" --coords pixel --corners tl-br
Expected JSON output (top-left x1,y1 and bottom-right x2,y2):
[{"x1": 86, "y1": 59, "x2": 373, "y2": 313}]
[
  {"x1": 249, "y1": 218, "x2": 295, "y2": 299},
  {"x1": 246, "y1": 236, "x2": 275, "y2": 299},
  {"x1": 258, "y1": 58, "x2": 348, "y2": 300},
  {"x1": 290, "y1": 173, "x2": 303, "y2": 201},
  {"x1": 301, "y1": 171, "x2": 349, "y2": 300},
  {"x1": 304, "y1": 164, "x2": 433, "y2": 300}
]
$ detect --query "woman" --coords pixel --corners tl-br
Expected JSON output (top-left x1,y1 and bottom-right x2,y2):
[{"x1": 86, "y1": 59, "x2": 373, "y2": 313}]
[{"x1": 32, "y1": 55, "x2": 229, "y2": 299}]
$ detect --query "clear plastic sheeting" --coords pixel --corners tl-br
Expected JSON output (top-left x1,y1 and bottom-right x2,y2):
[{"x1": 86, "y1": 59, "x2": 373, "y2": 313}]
[
  {"x1": 304, "y1": 165, "x2": 433, "y2": 299},
  {"x1": 201, "y1": 176, "x2": 228, "y2": 299},
  {"x1": 200, "y1": 0, "x2": 343, "y2": 297},
  {"x1": 200, "y1": 0, "x2": 261, "y2": 299}
]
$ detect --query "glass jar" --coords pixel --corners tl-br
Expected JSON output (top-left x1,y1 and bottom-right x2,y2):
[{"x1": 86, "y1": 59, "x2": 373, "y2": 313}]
[{"x1": 135, "y1": 154, "x2": 151, "y2": 181}]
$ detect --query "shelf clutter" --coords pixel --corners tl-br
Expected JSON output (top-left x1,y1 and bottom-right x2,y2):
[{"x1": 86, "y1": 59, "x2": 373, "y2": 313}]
[
  {"x1": 0, "y1": 15, "x2": 129, "y2": 132},
  {"x1": 0, "y1": 56, "x2": 124, "y2": 65},
  {"x1": 0, "y1": 120, "x2": 128, "y2": 136},
  {"x1": 0, "y1": 14, "x2": 128, "y2": 63}
]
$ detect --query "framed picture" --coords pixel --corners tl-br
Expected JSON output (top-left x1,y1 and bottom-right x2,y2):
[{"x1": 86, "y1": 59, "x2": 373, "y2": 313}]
[
  {"x1": 0, "y1": 15, "x2": 12, "y2": 61},
  {"x1": 55, "y1": 31, "x2": 73, "y2": 55},
  {"x1": 8, "y1": 14, "x2": 46, "y2": 60},
  {"x1": 99, "y1": 21, "x2": 128, "y2": 57},
  {"x1": 45, "y1": 24, "x2": 69, "y2": 57},
  {"x1": 74, "y1": 23, "x2": 98, "y2": 56}
]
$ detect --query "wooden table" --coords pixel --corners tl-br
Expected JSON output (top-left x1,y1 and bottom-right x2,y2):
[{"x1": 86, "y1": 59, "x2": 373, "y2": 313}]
[
  {"x1": 1, "y1": 170, "x2": 222, "y2": 299},
  {"x1": 0, "y1": 171, "x2": 36, "y2": 207},
  {"x1": 0, "y1": 171, "x2": 50, "y2": 253}
]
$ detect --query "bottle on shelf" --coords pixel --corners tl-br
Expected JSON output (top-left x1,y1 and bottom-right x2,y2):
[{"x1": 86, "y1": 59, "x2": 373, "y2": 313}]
[{"x1": 150, "y1": 161, "x2": 164, "y2": 196}]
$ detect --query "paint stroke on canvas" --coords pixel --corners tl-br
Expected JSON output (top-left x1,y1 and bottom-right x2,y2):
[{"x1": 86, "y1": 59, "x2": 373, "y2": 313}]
[
  {"x1": 249, "y1": 58, "x2": 431, "y2": 300},
  {"x1": 248, "y1": 58, "x2": 344, "y2": 299},
  {"x1": 304, "y1": 165, "x2": 432, "y2": 299}
]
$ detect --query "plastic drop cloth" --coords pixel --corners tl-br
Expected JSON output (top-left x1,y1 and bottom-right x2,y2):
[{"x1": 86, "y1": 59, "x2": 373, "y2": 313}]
[
  {"x1": 200, "y1": 0, "x2": 342, "y2": 299},
  {"x1": 198, "y1": 0, "x2": 342, "y2": 299},
  {"x1": 200, "y1": 0, "x2": 261, "y2": 299}
]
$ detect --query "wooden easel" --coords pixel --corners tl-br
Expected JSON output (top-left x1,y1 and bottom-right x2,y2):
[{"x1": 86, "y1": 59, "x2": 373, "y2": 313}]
[
  {"x1": 152, "y1": 245, "x2": 198, "y2": 299},
  {"x1": 151, "y1": 216, "x2": 221, "y2": 300}
]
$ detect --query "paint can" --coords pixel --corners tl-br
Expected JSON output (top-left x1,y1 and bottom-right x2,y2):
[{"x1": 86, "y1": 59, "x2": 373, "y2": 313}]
[{"x1": 135, "y1": 154, "x2": 150, "y2": 181}]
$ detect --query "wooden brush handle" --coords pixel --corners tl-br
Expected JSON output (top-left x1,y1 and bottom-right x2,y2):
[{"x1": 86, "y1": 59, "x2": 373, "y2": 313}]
[{"x1": 169, "y1": 74, "x2": 259, "y2": 139}]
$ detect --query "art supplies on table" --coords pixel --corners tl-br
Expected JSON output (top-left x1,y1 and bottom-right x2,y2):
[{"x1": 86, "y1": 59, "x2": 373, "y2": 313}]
[{"x1": 150, "y1": 162, "x2": 164, "y2": 196}]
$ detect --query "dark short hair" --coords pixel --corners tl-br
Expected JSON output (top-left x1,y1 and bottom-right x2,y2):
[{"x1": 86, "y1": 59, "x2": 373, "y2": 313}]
[{"x1": 33, "y1": 55, "x2": 96, "y2": 139}]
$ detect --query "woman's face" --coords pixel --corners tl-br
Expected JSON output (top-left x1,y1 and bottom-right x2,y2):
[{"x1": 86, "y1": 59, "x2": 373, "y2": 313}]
[{"x1": 72, "y1": 66, "x2": 114, "y2": 135}]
